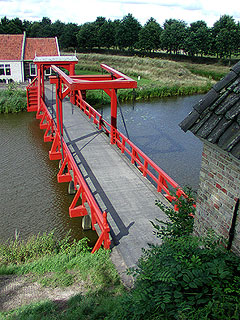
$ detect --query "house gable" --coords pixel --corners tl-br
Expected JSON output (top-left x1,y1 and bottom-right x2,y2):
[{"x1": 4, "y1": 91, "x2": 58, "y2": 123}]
[
  {"x1": 0, "y1": 34, "x2": 24, "y2": 61},
  {"x1": 24, "y1": 37, "x2": 59, "y2": 61},
  {"x1": 0, "y1": 34, "x2": 60, "y2": 82}
]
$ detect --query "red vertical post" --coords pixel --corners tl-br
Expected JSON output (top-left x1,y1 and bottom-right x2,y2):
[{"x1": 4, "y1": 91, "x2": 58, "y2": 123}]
[
  {"x1": 55, "y1": 79, "x2": 60, "y2": 134},
  {"x1": 37, "y1": 65, "x2": 41, "y2": 111},
  {"x1": 55, "y1": 78, "x2": 63, "y2": 136},
  {"x1": 59, "y1": 82, "x2": 63, "y2": 136},
  {"x1": 41, "y1": 65, "x2": 45, "y2": 101},
  {"x1": 110, "y1": 89, "x2": 117, "y2": 144},
  {"x1": 69, "y1": 63, "x2": 75, "y2": 76},
  {"x1": 69, "y1": 63, "x2": 76, "y2": 104}
]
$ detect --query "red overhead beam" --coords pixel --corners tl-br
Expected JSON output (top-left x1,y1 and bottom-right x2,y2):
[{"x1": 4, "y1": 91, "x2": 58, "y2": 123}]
[{"x1": 50, "y1": 64, "x2": 137, "y2": 91}]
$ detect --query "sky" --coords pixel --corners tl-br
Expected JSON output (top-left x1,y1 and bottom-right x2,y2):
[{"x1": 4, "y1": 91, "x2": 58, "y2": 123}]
[{"x1": 1, "y1": 0, "x2": 240, "y2": 27}]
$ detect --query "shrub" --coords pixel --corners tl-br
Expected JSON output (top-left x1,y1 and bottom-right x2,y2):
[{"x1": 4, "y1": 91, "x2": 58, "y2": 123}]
[
  {"x1": 111, "y1": 188, "x2": 240, "y2": 320},
  {"x1": 0, "y1": 83, "x2": 27, "y2": 113},
  {"x1": 151, "y1": 187, "x2": 195, "y2": 239},
  {"x1": 111, "y1": 234, "x2": 240, "y2": 320}
]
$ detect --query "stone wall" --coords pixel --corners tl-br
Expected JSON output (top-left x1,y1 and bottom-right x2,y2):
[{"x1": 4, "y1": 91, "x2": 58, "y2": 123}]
[{"x1": 194, "y1": 141, "x2": 240, "y2": 255}]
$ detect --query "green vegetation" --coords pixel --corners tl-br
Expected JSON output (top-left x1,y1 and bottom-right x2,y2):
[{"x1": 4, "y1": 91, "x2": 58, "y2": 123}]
[
  {"x1": 183, "y1": 62, "x2": 229, "y2": 81},
  {"x1": 152, "y1": 187, "x2": 195, "y2": 239},
  {"x1": 74, "y1": 53, "x2": 222, "y2": 105},
  {"x1": 1, "y1": 193, "x2": 240, "y2": 319},
  {"x1": 112, "y1": 193, "x2": 240, "y2": 320},
  {"x1": 0, "y1": 83, "x2": 27, "y2": 113},
  {"x1": 2, "y1": 14, "x2": 240, "y2": 59},
  {"x1": 0, "y1": 231, "x2": 124, "y2": 319},
  {"x1": 0, "y1": 231, "x2": 120, "y2": 289},
  {"x1": 114, "y1": 234, "x2": 240, "y2": 320}
]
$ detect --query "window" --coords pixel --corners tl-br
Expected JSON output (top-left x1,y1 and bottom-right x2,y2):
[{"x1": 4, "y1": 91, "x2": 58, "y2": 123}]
[
  {"x1": 5, "y1": 64, "x2": 11, "y2": 76},
  {"x1": 0, "y1": 64, "x2": 11, "y2": 76},
  {"x1": 30, "y1": 63, "x2": 37, "y2": 76},
  {"x1": 45, "y1": 67, "x2": 51, "y2": 76},
  {"x1": 0, "y1": 64, "x2": 5, "y2": 76}
]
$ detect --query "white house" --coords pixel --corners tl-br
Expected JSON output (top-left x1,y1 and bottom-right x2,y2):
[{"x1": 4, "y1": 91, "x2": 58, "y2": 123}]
[{"x1": 0, "y1": 32, "x2": 60, "y2": 83}]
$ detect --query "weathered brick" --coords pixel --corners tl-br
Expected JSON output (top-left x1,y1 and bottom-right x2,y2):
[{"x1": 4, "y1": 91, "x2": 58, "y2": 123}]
[
  {"x1": 218, "y1": 162, "x2": 225, "y2": 170},
  {"x1": 194, "y1": 141, "x2": 240, "y2": 256}
]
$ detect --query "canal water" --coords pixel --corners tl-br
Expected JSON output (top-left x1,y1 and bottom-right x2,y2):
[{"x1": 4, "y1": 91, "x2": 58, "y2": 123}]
[
  {"x1": 0, "y1": 94, "x2": 203, "y2": 242},
  {"x1": 100, "y1": 94, "x2": 203, "y2": 190},
  {"x1": 0, "y1": 112, "x2": 98, "y2": 243}
]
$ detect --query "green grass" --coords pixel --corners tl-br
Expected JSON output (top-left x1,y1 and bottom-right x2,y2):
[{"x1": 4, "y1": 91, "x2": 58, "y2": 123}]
[
  {"x1": 0, "y1": 291, "x2": 124, "y2": 320},
  {"x1": 1, "y1": 225, "x2": 240, "y2": 319},
  {"x1": 69, "y1": 53, "x2": 222, "y2": 105},
  {"x1": 0, "y1": 83, "x2": 27, "y2": 113},
  {"x1": 0, "y1": 231, "x2": 124, "y2": 319},
  {"x1": 183, "y1": 62, "x2": 229, "y2": 81},
  {"x1": 0, "y1": 231, "x2": 120, "y2": 290}
]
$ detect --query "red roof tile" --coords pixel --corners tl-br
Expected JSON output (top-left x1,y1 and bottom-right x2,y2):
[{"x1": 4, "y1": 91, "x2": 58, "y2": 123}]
[
  {"x1": 24, "y1": 37, "x2": 59, "y2": 60},
  {"x1": 0, "y1": 34, "x2": 24, "y2": 60}
]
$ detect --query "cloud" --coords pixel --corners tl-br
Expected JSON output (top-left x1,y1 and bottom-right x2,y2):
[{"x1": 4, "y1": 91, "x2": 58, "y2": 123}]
[{"x1": 102, "y1": 0, "x2": 202, "y2": 11}]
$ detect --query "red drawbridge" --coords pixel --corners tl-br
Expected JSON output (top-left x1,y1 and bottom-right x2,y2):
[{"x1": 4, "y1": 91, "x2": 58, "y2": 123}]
[{"x1": 26, "y1": 56, "x2": 187, "y2": 265}]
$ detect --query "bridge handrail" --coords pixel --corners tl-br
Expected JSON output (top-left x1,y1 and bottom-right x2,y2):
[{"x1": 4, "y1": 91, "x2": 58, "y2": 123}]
[
  {"x1": 61, "y1": 137, "x2": 109, "y2": 233},
  {"x1": 40, "y1": 96, "x2": 110, "y2": 252},
  {"x1": 26, "y1": 76, "x2": 38, "y2": 89},
  {"x1": 75, "y1": 92, "x2": 103, "y2": 128},
  {"x1": 74, "y1": 92, "x2": 186, "y2": 201},
  {"x1": 115, "y1": 131, "x2": 180, "y2": 194}
]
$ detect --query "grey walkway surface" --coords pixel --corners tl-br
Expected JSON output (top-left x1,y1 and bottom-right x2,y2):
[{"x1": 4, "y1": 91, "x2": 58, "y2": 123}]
[{"x1": 45, "y1": 87, "x2": 168, "y2": 269}]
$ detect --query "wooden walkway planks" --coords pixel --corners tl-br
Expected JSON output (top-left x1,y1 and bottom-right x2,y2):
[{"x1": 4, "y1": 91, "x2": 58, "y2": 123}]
[{"x1": 45, "y1": 87, "x2": 168, "y2": 269}]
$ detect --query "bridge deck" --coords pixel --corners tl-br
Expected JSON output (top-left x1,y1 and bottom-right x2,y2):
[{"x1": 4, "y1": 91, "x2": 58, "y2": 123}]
[{"x1": 45, "y1": 87, "x2": 168, "y2": 269}]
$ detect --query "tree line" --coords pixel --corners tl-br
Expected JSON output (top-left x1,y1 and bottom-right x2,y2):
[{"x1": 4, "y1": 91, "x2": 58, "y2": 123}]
[{"x1": 1, "y1": 14, "x2": 240, "y2": 59}]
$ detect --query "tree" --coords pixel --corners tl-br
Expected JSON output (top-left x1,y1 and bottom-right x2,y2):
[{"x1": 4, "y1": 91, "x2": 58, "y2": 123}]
[
  {"x1": 98, "y1": 19, "x2": 115, "y2": 49},
  {"x1": 211, "y1": 15, "x2": 238, "y2": 58},
  {"x1": 116, "y1": 13, "x2": 141, "y2": 50},
  {"x1": 59, "y1": 23, "x2": 79, "y2": 49},
  {"x1": 161, "y1": 19, "x2": 187, "y2": 54},
  {"x1": 77, "y1": 22, "x2": 97, "y2": 50},
  {"x1": 184, "y1": 20, "x2": 210, "y2": 56},
  {"x1": 51, "y1": 20, "x2": 65, "y2": 39},
  {"x1": 138, "y1": 17, "x2": 162, "y2": 52}
]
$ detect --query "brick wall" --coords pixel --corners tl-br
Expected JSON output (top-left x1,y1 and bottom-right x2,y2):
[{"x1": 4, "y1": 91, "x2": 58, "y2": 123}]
[{"x1": 194, "y1": 141, "x2": 240, "y2": 255}]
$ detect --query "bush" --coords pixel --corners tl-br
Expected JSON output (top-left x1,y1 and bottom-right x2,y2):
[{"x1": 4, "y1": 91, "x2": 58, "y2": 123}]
[
  {"x1": 111, "y1": 189, "x2": 240, "y2": 320},
  {"x1": 151, "y1": 187, "x2": 195, "y2": 239},
  {"x1": 111, "y1": 234, "x2": 240, "y2": 320},
  {"x1": 0, "y1": 83, "x2": 27, "y2": 113}
]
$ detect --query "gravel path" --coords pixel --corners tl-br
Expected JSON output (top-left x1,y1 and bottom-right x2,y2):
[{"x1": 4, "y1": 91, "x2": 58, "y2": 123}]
[{"x1": 0, "y1": 274, "x2": 86, "y2": 312}]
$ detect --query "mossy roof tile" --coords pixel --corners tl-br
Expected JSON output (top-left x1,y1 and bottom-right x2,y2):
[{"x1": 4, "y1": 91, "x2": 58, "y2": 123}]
[{"x1": 179, "y1": 61, "x2": 240, "y2": 160}]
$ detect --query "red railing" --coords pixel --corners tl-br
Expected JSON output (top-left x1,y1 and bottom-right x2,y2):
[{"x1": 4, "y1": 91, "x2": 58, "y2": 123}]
[
  {"x1": 33, "y1": 95, "x2": 111, "y2": 253},
  {"x1": 26, "y1": 76, "x2": 38, "y2": 89},
  {"x1": 26, "y1": 76, "x2": 38, "y2": 111},
  {"x1": 75, "y1": 91, "x2": 103, "y2": 129},
  {"x1": 75, "y1": 91, "x2": 187, "y2": 203}
]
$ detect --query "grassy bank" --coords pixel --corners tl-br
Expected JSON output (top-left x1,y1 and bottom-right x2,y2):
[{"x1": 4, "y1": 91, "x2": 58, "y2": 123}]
[
  {"x1": 183, "y1": 62, "x2": 229, "y2": 81},
  {"x1": 0, "y1": 231, "x2": 124, "y2": 319},
  {"x1": 0, "y1": 83, "x2": 27, "y2": 113},
  {"x1": 73, "y1": 53, "x2": 230, "y2": 105}
]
